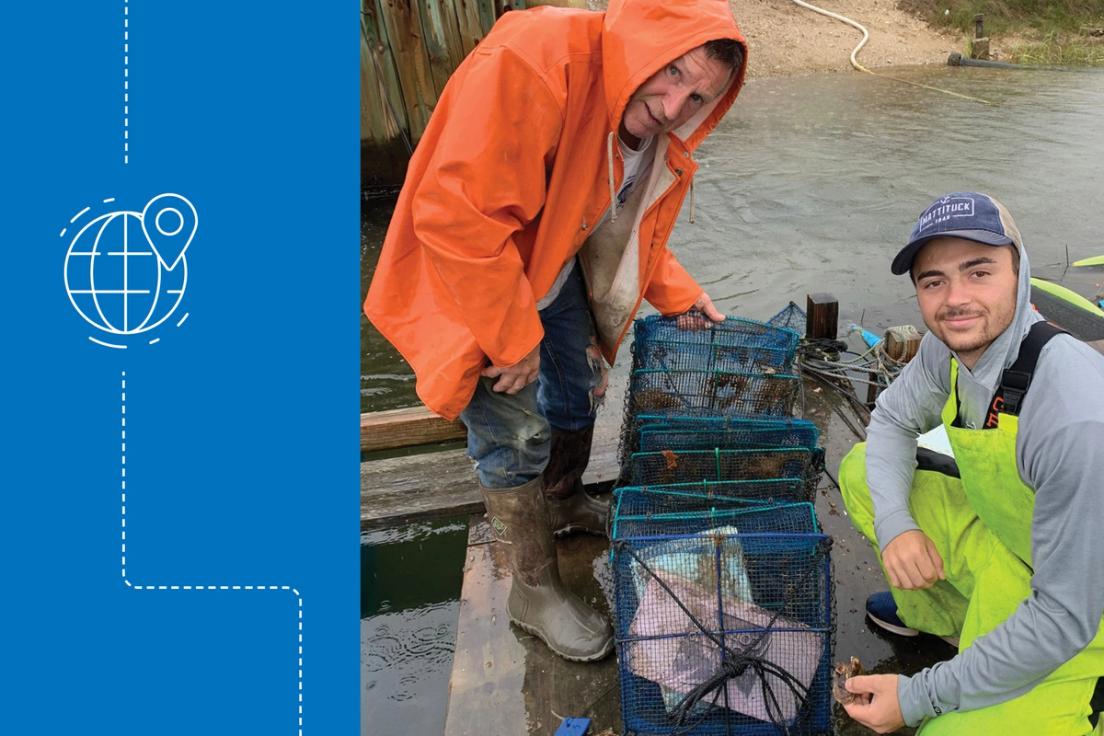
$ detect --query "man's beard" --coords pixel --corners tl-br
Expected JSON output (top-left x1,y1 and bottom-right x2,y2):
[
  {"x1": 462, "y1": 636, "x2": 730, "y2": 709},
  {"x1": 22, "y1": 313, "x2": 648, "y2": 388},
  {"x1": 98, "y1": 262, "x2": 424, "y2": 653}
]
[{"x1": 932, "y1": 307, "x2": 993, "y2": 355}]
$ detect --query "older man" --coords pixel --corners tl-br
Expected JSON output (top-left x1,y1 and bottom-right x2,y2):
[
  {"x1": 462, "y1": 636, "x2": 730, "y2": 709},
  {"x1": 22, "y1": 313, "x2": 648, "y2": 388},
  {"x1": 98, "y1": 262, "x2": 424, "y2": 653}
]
[
  {"x1": 839, "y1": 192, "x2": 1104, "y2": 733},
  {"x1": 365, "y1": 0, "x2": 747, "y2": 661}
]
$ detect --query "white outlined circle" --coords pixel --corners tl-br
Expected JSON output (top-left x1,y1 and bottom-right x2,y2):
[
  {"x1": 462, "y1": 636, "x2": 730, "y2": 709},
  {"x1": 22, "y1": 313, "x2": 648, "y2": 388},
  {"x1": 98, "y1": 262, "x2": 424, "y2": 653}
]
[{"x1": 155, "y1": 207, "x2": 184, "y2": 236}]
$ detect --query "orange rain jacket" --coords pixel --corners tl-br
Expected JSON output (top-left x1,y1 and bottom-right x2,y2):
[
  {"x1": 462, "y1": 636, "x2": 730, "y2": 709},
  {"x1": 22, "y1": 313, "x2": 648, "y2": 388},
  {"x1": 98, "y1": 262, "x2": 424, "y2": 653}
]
[{"x1": 364, "y1": 0, "x2": 748, "y2": 419}]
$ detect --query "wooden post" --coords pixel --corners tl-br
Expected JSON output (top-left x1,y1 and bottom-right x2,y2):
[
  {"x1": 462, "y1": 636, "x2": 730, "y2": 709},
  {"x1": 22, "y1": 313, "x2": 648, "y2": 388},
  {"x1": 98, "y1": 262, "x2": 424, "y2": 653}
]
[
  {"x1": 971, "y1": 14, "x2": 990, "y2": 60},
  {"x1": 806, "y1": 294, "x2": 839, "y2": 340},
  {"x1": 866, "y1": 372, "x2": 880, "y2": 409},
  {"x1": 884, "y1": 325, "x2": 922, "y2": 363}
]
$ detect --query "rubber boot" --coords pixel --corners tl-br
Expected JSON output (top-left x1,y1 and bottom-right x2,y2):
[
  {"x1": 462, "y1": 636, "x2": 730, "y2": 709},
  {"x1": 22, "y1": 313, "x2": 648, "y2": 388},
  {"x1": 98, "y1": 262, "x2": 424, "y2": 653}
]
[
  {"x1": 481, "y1": 477, "x2": 614, "y2": 662},
  {"x1": 542, "y1": 425, "x2": 610, "y2": 537}
]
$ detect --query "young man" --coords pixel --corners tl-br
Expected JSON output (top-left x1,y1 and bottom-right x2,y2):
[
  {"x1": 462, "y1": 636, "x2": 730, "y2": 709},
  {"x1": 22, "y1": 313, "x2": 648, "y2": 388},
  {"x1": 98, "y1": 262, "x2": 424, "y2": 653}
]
[
  {"x1": 838, "y1": 192, "x2": 1104, "y2": 733},
  {"x1": 364, "y1": 0, "x2": 747, "y2": 662}
]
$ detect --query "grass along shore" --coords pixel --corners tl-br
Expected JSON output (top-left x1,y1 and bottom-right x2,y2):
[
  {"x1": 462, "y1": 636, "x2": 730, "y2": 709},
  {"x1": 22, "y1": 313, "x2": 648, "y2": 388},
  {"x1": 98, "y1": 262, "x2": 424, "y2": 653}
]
[{"x1": 899, "y1": 0, "x2": 1104, "y2": 65}]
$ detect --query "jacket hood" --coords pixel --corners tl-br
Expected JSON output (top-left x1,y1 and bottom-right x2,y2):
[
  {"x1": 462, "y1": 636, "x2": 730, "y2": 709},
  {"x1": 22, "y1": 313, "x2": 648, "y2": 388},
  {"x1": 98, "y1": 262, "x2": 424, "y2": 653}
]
[
  {"x1": 950, "y1": 203, "x2": 1041, "y2": 390},
  {"x1": 601, "y1": 0, "x2": 747, "y2": 150}
]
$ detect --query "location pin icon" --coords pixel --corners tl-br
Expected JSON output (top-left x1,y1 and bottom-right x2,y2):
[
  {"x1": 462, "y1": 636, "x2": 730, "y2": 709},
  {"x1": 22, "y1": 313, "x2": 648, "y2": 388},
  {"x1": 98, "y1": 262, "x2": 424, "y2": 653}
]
[{"x1": 141, "y1": 193, "x2": 198, "y2": 271}]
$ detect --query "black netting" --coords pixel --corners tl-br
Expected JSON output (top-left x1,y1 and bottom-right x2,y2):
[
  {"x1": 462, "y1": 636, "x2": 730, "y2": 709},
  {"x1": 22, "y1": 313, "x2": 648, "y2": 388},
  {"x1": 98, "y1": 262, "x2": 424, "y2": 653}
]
[{"x1": 767, "y1": 302, "x2": 807, "y2": 337}]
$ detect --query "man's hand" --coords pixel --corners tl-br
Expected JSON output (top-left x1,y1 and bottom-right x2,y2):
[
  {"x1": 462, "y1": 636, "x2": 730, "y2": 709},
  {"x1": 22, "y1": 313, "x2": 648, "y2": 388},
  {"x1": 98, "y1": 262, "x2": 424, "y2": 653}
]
[
  {"x1": 843, "y1": 674, "x2": 905, "y2": 734},
  {"x1": 883, "y1": 529, "x2": 945, "y2": 590},
  {"x1": 676, "y1": 292, "x2": 726, "y2": 330},
  {"x1": 481, "y1": 344, "x2": 540, "y2": 394}
]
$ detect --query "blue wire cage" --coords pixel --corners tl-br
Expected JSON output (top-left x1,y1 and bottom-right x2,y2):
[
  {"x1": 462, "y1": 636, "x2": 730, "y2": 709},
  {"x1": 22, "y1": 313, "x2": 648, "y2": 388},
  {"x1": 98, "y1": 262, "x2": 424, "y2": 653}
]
[
  {"x1": 613, "y1": 480, "x2": 810, "y2": 521},
  {"x1": 611, "y1": 507, "x2": 833, "y2": 735},
  {"x1": 627, "y1": 448, "x2": 820, "y2": 501},
  {"x1": 621, "y1": 416, "x2": 821, "y2": 472}
]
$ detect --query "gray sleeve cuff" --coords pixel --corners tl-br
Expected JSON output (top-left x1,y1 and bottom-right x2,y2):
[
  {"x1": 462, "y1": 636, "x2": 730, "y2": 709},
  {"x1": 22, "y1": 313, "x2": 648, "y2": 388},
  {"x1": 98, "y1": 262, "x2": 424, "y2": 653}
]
[
  {"x1": 898, "y1": 673, "x2": 937, "y2": 727},
  {"x1": 873, "y1": 507, "x2": 921, "y2": 552}
]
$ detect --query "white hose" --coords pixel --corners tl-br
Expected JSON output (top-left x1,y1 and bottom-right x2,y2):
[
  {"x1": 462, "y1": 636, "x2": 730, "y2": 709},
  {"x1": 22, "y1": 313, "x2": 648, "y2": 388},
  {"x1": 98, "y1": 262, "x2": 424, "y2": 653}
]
[{"x1": 787, "y1": 0, "x2": 993, "y2": 105}]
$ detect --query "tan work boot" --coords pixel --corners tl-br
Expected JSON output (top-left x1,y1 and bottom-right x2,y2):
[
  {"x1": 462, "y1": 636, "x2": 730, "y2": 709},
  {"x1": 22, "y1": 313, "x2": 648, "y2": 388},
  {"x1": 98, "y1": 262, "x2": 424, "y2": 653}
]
[
  {"x1": 481, "y1": 477, "x2": 614, "y2": 662},
  {"x1": 543, "y1": 425, "x2": 610, "y2": 537}
]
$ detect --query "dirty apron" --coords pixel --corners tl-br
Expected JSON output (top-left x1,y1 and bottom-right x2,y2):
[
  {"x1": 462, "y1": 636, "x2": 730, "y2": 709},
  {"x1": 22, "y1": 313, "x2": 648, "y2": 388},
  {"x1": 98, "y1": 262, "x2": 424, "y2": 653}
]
[{"x1": 839, "y1": 355, "x2": 1104, "y2": 734}]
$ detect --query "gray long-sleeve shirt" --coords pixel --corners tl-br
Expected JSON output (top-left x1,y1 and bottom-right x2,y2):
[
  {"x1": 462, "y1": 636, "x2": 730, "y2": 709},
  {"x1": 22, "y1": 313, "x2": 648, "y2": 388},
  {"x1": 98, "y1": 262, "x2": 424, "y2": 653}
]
[{"x1": 863, "y1": 243, "x2": 1104, "y2": 726}]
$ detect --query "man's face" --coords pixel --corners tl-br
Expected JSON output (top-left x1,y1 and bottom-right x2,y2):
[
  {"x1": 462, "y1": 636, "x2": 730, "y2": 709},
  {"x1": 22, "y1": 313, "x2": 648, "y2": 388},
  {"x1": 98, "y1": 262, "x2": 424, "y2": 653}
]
[
  {"x1": 620, "y1": 45, "x2": 734, "y2": 145},
  {"x1": 912, "y1": 237, "x2": 1019, "y2": 368}
]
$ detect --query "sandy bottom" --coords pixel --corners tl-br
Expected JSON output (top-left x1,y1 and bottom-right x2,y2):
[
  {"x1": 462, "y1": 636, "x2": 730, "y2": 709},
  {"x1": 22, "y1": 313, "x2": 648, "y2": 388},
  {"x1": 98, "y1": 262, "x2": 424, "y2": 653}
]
[{"x1": 732, "y1": 0, "x2": 963, "y2": 78}]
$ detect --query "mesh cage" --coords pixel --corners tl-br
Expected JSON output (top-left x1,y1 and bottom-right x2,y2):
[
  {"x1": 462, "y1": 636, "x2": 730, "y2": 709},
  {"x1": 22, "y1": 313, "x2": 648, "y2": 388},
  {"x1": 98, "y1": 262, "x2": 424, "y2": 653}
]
[
  {"x1": 612, "y1": 501, "x2": 818, "y2": 540},
  {"x1": 632, "y1": 315, "x2": 801, "y2": 369},
  {"x1": 613, "y1": 481, "x2": 809, "y2": 520},
  {"x1": 627, "y1": 369, "x2": 801, "y2": 419},
  {"x1": 633, "y1": 340, "x2": 796, "y2": 375},
  {"x1": 638, "y1": 418, "x2": 819, "y2": 452},
  {"x1": 612, "y1": 526, "x2": 833, "y2": 735},
  {"x1": 767, "y1": 302, "x2": 807, "y2": 337},
  {"x1": 628, "y1": 449, "x2": 819, "y2": 501},
  {"x1": 622, "y1": 416, "x2": 821, "y2": 470}
]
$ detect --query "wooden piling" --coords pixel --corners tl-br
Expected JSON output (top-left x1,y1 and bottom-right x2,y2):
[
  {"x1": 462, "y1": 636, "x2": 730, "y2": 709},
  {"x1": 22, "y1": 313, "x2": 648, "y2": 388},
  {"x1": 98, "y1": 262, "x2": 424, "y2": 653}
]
[
  {"x1": 806, "y1": 294, "x2": 839, "y2": 340},
  {"x1": 361, "y1": 0, "x2": 588, "y2": 184}
]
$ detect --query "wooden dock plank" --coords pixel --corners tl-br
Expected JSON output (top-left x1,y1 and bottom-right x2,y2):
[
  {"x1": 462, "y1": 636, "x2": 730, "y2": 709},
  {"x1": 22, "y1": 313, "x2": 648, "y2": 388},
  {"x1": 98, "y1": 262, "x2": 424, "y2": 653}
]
[
  {"x1": 443, "y1": 517, "x2": 620, "y2": 736},
  {"x1": 361, "y1": 405, "x2": 466, "y2": 453},
  {"x1": 361, "y1": 387, "x2": 625, "y2": 529}
]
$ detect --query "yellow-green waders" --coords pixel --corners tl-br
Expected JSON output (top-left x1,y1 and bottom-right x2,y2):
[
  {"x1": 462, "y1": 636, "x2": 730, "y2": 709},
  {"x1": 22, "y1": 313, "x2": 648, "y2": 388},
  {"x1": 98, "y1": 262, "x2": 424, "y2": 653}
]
[{"x1": 840, "y1": 358, "x2": 1104, "y2": 734}]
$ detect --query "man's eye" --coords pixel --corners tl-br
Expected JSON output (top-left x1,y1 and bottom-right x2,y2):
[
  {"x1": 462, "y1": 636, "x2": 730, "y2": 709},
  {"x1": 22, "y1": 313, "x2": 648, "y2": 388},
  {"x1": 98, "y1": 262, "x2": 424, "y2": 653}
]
[
  {"x1": 922, "y1": 280, "x2": 943, "y2": 289},
  {"x1": 970, "y1": 270, "x2": 990, "y2": 279},
  {"x1": 667, "y1": 65, "x2": 679, "y2": 77},
  {"x1": 690, "y1": 94, "x2": 703, "y2": 104}
]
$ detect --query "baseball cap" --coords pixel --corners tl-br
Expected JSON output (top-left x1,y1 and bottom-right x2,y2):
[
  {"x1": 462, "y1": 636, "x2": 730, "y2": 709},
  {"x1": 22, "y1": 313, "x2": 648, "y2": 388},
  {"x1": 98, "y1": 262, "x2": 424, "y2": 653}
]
[{"x1": 892, "y1": 192, "x2": 1022, "y2": 275}]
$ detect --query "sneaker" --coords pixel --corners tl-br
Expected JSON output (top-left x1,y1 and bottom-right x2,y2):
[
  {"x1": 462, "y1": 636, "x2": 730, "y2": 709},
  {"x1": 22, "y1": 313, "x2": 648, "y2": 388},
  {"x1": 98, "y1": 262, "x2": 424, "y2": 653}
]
[
  {"x1": 865, "y1": 592, "x2": 959, "y2": 648},
  {"x1": 866, "y1": 592, "x2": 919, "y2": 637}
]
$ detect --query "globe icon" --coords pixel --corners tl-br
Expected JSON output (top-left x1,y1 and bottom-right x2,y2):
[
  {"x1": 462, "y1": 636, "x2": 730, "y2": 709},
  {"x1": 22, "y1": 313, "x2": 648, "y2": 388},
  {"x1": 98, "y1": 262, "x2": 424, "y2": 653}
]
[{"x1": 63, "y1": 195, "x2": 194, "y2": 339}]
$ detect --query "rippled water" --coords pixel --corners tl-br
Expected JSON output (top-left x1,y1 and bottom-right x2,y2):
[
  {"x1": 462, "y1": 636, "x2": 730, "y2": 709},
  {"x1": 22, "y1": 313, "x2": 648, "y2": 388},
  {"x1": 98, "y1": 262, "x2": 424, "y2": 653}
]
[{"x1": 361, "y1": 519, "x2": 468, "y2": 735}]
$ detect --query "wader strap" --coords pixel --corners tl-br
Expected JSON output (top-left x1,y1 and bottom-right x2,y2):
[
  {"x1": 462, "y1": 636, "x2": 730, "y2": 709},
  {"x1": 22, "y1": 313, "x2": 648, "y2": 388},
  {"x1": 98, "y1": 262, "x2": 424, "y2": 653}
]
[
  {"x1": 983, "y1": 322, "x2": 1067, "y2": 428},
  {"x1": 1089, "y1": 675, "x2": 1104, "y2": 728}
]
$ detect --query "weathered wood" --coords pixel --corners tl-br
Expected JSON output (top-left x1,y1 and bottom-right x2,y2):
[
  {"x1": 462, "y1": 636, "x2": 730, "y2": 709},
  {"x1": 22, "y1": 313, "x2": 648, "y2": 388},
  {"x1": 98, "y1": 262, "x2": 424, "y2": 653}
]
[
  {"x1": 443, "y1": 517, "x2": 620, "y2": 735},
  {"x1": 806, "y1": 293, "x2": 839, "y2": 340},
  {"x1": 361, "y1": 405, "x2": 466, "y2": 452},
  {"x1": 453, "y1": 0, "x2": 486, "y2": 55},
  {"x1": 362, "y1": 394, "x2": 624, "y2": 529},
  {"x1": 377, "y1": 0, "x2": 439, "y2": 140},
  {"x1": 361, "y1": 0, "x2": 410, "y2": 144},
  {"x1": 362, "y1": 449, "x2": 484, "y2": 529},
  {"x1": 361, "y1": 447, "x2": 619, "y2": 529},
  {"x1": 884, "y1": 325, "x2": 921, "y2": 363},
  {"x1": 475, "y1": 0, "x2": 499, "y2": 41},
  {"x1": 417, "y1": 0, "x2": 467, "y2": 95}
]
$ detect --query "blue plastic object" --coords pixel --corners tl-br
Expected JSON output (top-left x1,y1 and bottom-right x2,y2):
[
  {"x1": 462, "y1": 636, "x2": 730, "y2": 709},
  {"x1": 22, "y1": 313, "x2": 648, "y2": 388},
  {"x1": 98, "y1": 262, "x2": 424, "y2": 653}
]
[
  {"x1": 848, "y1": 322, "x2": 881, "y2": 349},
  {"x1": 554, "y1": 717, "x2": 591, "y2": 735}
]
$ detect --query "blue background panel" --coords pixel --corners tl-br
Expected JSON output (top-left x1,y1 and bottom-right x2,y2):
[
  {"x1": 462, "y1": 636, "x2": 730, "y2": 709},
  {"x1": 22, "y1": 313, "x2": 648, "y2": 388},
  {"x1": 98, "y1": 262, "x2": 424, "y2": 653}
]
[{"x1": 1, "y1": 1, "x2": 360, "y2": 733}]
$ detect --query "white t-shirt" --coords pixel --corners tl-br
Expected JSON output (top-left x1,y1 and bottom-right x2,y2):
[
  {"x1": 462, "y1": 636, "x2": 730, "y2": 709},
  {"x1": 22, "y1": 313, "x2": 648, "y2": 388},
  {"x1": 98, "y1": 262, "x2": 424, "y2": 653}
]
[{"x1": 536, "y1": 135, "x2": 656, "y2": 311}]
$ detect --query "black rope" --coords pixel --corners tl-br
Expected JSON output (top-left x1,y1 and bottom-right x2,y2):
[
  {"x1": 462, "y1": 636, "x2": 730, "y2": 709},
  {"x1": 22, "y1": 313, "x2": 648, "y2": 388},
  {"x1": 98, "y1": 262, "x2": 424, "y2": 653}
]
[{"x1": 614, "y1": 536, "x2": 831, "y2": 733}]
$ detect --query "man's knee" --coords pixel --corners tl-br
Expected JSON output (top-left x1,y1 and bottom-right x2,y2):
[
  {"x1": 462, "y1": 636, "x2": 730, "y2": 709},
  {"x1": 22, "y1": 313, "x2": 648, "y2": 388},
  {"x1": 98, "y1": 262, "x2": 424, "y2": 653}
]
[
  {"x1": 462, "y1": 382, "x2": 552, "y2": 488},
  {"x1": 838, "y1": 443, "x2": 873, "y2": 515}
]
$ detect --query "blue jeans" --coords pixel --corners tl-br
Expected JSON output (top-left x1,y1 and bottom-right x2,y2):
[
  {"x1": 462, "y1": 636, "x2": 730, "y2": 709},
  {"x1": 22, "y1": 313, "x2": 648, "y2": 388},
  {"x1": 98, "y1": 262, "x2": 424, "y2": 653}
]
[{"x1": 460, "y1": 265, "x2": 605, "y2": 489}]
